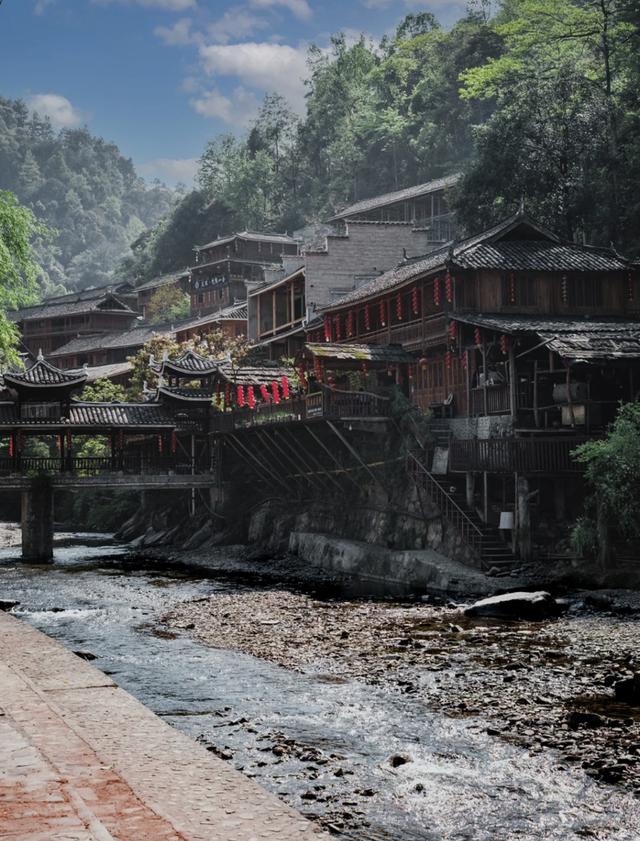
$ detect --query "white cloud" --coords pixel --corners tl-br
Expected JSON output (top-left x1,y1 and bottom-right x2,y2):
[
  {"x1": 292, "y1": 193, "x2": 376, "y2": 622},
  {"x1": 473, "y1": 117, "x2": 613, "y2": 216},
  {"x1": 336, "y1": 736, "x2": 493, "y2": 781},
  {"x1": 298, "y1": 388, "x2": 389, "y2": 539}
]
[
  {"x1": 208, "y1": 8, "x2": 268, "y2": 44},
  {"x1": 198, "y1": 41, "x2": 308, "y2": 112},
  {"x1": 27, "y1": 94, "x2": 85, "y2": 129},
  {"x1": 154, "y1": 17, "x2": 196, "y2": 45},
  {"x1": 93, "y1": 0, "x2": 197, "y2": 10},
  {"x1": 34, "y1": 0, "x2": 55, "y2": 13},
  {"x1": 191, "y1": 86, "x2": 260, "y2": 127},
  {"x1": 138, "y1": 157, "x2": 199, "y2": 185},
  {"x1": 249, "y1": 0, "x2": 312, "y2": 20}
]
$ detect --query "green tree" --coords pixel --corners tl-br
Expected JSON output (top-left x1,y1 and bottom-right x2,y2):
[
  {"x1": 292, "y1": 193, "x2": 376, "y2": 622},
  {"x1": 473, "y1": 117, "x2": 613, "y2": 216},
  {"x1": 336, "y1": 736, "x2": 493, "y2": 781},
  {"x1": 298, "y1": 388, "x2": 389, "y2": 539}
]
[
  {"x1": 145, "y1": 284, "x2": 190, "y2": 325},
  {"x1": 572, "y1": 402, "x2": 640, "y2": 566},
  {"x1": 0, "y1": 190, "x2": 46, "y2": 365},
  {"x1": 81, "y1": 378, "x2": 127, "y2": 403}
]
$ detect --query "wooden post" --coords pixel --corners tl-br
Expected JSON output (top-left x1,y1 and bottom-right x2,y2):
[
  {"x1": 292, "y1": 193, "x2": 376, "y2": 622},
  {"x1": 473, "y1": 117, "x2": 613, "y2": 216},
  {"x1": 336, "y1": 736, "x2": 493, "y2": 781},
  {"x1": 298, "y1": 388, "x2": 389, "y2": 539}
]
[
  {"x1": 59, "y1": 431, "x2": 65, "y2": 472},
  {"x1": 21, "y1": 477, "x2": 54, "y2": 563},
  {"x1": 482, "y1": 338, "x2": 488, "y2": 416},
  {"x1": 533, "y1": 360, "x2": 540, "y2": 428},
  {"x1": 565, "y1": 365, "x2": 576, "y2": 427},
  {"x1": 516, "y1": 475, "x2": 532, "y2": 562},
  {"x1": 508, "y1": 342, "x2": 517, "y2": 422},
  {"x1": 483, "y1": 471, "x2": 488, "y2": 524},
  {"x1": 465, "y1": 472, "x2": 475, "y2": 510},
  {"x1": 596, "y1": 498, "x2": 610, "y2": 570}
]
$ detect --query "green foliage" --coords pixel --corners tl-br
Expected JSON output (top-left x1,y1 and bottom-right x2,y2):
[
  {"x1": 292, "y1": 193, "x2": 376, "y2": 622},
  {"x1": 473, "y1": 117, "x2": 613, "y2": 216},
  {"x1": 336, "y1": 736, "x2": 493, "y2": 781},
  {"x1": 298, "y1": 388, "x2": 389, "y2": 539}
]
[
  {"x1": 127, "y1": 334, "x2": 181, "y2": 398},
  {"x1": 145, "y1": 284, "x2": 190, "y2": 325},
  {"x1": 81, "y1": 378, "x2": 127, "y2": 403},
  {"x1": 572, "y1": 403, "x2": 640, "y2": 545},
  {"x1": 0, "y1": 98, "x2": 176, "y2": 295},
  {"x1": 0, "y1": 190, "x2": 47, "y2": 366}
]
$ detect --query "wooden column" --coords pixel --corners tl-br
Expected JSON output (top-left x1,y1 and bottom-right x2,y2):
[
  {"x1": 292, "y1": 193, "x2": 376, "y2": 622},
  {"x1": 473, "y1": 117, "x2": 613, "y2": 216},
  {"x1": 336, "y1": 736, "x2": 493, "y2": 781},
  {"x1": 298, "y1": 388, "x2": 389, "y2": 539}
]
[
  {"x1": 465, "y1": 472, "x2": 475, "y2": 510},
  {"x1": 516, "y1": 475, "x2": 532, "y2": 562},
  {"x1": 508, "y1": 342, "x2": 517, "y2": 422},
  {"x1": 482, "y1": 337, "x2": 488, "y2": 416},
  {"x1": 21, "y1": 477, "x2": 54, "y2": 563}
]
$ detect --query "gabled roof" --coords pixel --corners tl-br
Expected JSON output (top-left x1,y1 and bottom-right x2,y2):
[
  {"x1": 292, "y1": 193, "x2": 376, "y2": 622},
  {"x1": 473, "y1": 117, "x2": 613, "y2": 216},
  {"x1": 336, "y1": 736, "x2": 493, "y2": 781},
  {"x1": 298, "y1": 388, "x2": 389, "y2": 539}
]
[
  {"x1": 84, "y1": 362, "x2": 133, "y2": 382},
  {"x1": 451, "y1": 314, "x2": 640, "y2": 362},
  {"x1": 3, "y1": 354, "x2": 88, "y2": 389},
  {"x1": 303, "y1": 343, "x2": 413, "y2": 364},
  {"x1": 248, "y1": 265, "x2": 305, "y2": 297},
  {"x1": 152, "y1": 349, "x2": 220, "y2": 376},
  {"x1": 11, "y1": 291, "x2": 136, "y2": 322},
  {"x1": 215, "y1": 362, "x2": 294, "y2": 387},
  {"x1": 49, "y1": 324, "x2": 176, "y2": 358},
  {"x1": 328, "y1": 174, "x2": 460, "y2": 222},
  {"x1": 135, "y1": 270, "x2": 190, "y2": 293},
  {"x1": 176, "y1": 302, "x2": 248, "y2": 334},
  {"x1": 195, "y1": 230, "x2": 298, "y2": 252},
  {"x1": 156, "y1": 386, "x2": 214, "y2": 403},
  {"x1": 0, "y1": 401, "x2": 175, "y2": 428},
  {"x1": 322, "y1": 212, "x2": 634, "y2": 312}
]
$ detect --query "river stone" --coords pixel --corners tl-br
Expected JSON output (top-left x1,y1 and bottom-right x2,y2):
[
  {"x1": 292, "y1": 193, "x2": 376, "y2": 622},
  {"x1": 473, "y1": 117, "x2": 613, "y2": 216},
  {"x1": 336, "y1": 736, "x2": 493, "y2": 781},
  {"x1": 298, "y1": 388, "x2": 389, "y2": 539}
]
[
  {"x1": 464, "y1": 591, "x2": 560, "y2": 620},
  {"x1": 614, "y1": 674, "x2": 640, "y2": 705},
  {"x1": 0, "y1": 600, "x2": 19, "y2": 611}
]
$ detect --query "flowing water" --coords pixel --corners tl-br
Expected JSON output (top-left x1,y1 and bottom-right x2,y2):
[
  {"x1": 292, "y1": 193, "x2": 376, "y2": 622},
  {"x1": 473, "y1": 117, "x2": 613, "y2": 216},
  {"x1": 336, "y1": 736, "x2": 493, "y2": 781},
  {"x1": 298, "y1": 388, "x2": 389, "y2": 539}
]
[{"x1": 1, "y1": 540, "x2": 639, "y2": 841}]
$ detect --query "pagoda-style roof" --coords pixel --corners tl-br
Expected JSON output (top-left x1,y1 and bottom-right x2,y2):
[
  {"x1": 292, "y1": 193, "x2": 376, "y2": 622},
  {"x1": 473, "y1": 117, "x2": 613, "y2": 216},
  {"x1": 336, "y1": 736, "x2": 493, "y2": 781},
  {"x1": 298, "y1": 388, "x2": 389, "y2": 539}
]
[
  {"x1": 151, "y1": 349, "x2": 220, "y2": 377},
  {"x1": 0, "y1": 401, "x2": 174, "y2": 428},
  {"x1": 156, "y1": 386, "x2": 214, "y2": 404},
  {"x1": 303, "y1": 343, "x2": 413, "y2": 364},
  {"x1": 214, "y1": 362, "x2": 294, "y2": 387},
  {"x1": 2, "y1": 353, "x2": 88, "y2": 390}
]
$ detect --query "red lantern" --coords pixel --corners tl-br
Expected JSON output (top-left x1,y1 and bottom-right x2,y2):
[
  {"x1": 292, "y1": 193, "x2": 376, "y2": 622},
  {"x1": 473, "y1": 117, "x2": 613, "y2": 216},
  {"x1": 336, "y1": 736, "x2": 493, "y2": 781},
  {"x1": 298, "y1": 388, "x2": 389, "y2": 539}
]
[
  {"x1": 225, "y1": 383, "x2": 231, "y2": 408},
  {"x1": 334, "y1": 314, "x2": 342, "y2": 340},
  {"x1": 260, "y1": 384, "x2": 270, "y2": 402},
  {"x1": 448, "y1": 321, "x2": 458, "y2": 342},
  {"x1": 445, "y1": 351, "x2": 452, "y2": 370},
  {"x1": 509, "y1": 272, "x2": 516, "y2": 304},
  {"x1": 628, "y1": 272, "x2": 634, "y2": 302},
  {"x1": 396, "y1": 293, "x2": 403, "y2": 321},
  {"x1": 433, "y1": 277, "x2": 441, "y2": 307},
  {"x1": 347, "y1": 310, "x2": 354, "y2": 337},
  {"x1": 462, "y1": 350, "x2": 469, "y2": 370},
  {"x1": 323, "y1": 316, "x2": 332, "y2": 342},
  {"x1": 379, "y1": 299, "x2": 386, "y2": 327},
  {"x1": 474, "y1": 327, "x2": 482, "y2": 348},
  {"x1": 419, "y1": 357, "x2": 428, "y2": 370},
  {"x1": 247, "y1": 386, "x2": 256, "y2": 409},
  {"x1": 8, "y1": 434, "x2": 13, "y2": 458},
  {"x1": 500, "y1": 334, "x2": 509, "y2": 355},
  {"x1": 364, "y1": 305, "x2": 371, "y2": 331},
  {"x1": 411, "y1": 287, "x2": 419, "y2": 316},
  {"x1": 314, "y1": 358, "x2": 323, "y2": 381},
  {"x1": 271, "y1": 380, "x2": 280, "y2": 404},
  {"x1": 281, "y1": 376, "x2": 290, "y2": 400},
  {"x1": 237, "y1": 385, "x2": 245, "y2": 407},
  {"x1": 158, "y1": 434, "x2": 163, "y2": 455},
  {"x1": 215, "y1": 381, "x2": 221, "y2": 407},
  {"x1": 171, "y1": 430, "x2": 177, "y2": 454},
  {"x1": 445, "y1": 271, "x2": 453, "y2": 303}
]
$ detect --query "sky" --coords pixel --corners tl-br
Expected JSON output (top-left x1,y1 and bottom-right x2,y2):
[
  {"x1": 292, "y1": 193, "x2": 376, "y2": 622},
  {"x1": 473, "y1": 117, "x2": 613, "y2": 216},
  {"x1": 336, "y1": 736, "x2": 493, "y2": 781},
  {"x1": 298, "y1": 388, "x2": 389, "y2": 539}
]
[{"x1": 0, "y1": 0, "x2": 468, "y2": 186}]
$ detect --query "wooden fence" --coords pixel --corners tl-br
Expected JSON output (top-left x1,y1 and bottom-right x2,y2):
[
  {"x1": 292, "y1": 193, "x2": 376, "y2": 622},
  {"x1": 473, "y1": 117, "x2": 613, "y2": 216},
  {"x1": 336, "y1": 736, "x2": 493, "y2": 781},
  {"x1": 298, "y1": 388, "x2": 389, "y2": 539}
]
[{"x1": 449, "y1": 436, "x2": 589, "y2": 474}]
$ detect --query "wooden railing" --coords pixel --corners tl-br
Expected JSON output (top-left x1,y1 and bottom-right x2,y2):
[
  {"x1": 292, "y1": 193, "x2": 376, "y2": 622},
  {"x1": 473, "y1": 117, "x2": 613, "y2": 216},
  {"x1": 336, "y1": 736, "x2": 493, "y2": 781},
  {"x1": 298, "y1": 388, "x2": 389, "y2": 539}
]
[
  {"x1": 408, "y1": 453, "x2": 483, "y2": 557},
  {"x1": 209, "y1": 387, "x2": 390, "y2": 432},
  {"x1": 449, "y1": 436, "x2": 590, "y2": 474},
  {"x1": 0, "y1": 455, "x2": 210, "y2": 477},
  {"x1": 471, "y1": 384, "x2": 511, "y2": 416}
]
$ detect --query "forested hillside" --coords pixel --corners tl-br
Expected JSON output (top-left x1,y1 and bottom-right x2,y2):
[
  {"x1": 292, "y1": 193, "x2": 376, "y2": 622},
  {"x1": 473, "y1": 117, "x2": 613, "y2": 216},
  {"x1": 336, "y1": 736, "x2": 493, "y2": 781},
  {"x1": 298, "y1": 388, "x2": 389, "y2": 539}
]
[
  {"x1": 0, "y1": 97, "x2": 176, "y2": 295},
  {"x1": 124, "y1": 0, "x2": 640, "y2": 284}
]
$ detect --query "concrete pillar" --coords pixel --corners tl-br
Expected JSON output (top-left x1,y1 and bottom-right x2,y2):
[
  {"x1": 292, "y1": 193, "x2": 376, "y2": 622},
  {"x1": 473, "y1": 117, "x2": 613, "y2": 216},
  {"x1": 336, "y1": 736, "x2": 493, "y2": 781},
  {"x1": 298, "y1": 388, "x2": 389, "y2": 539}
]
[
  {"x1": 21, "y1": 477, "x2": 54, "y2": 563},
  {"x1": 516, "y1": 475, "x2": 532, "y2": 562}
]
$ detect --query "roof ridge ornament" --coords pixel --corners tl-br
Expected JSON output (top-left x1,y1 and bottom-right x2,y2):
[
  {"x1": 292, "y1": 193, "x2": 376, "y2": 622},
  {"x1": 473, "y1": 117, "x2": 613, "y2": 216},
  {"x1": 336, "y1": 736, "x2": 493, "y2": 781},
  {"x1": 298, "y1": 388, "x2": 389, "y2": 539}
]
[{"x1": 37, "y1": 349, "x2": 44, "y2": 362}]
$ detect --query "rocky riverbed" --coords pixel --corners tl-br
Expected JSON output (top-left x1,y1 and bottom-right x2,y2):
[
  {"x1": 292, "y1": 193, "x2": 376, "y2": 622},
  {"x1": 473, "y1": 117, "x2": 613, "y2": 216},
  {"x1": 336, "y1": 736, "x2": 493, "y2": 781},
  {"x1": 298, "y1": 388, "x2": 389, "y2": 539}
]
[{"x1": 163, "y1": 587, "x2": 640, "y2": 808}]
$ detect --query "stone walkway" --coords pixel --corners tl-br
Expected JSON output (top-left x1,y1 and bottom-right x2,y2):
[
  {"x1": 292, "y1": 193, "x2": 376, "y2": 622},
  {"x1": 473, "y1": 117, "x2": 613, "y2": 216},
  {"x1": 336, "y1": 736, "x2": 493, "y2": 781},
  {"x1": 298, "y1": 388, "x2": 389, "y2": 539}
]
[{"x1": 0, "y1": 611, "x2": 328, "y2": 840}]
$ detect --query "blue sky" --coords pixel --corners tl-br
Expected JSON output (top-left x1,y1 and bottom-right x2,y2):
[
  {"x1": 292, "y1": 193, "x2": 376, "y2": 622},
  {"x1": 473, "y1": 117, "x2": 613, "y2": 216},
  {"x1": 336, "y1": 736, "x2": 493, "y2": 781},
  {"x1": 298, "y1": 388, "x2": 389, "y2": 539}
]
[{"x1": 0, "y1": 0, "x2": 467, "y2": 186}]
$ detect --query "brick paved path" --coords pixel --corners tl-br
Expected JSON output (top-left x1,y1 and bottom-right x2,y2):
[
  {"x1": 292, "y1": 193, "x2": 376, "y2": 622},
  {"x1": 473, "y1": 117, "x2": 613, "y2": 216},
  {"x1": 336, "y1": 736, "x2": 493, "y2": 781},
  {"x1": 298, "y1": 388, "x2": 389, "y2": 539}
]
[{"x1": 0, "y1": 611, "x2": 328, "y2": 840}]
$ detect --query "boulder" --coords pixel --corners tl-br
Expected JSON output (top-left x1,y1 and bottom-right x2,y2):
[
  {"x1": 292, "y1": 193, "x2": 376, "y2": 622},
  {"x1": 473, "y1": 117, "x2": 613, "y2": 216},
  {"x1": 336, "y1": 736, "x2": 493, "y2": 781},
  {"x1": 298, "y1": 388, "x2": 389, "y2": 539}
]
[
  {"x1": 0, "y1": 600, "x2": 19, "y2": 612},
  {"x1": 464, "y1": 591, "x2": 561, "y2": 620},
  {"x1": 614, "y1": 674, "x2": 640, "y2": 706}
]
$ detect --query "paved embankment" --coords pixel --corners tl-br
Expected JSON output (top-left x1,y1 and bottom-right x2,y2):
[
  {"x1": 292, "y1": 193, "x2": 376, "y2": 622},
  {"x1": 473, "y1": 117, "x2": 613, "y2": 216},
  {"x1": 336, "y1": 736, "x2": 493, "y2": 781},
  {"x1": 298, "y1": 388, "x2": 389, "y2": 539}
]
[{"x1": 0, "y1": 610, "x2": 327, "y2": 840}]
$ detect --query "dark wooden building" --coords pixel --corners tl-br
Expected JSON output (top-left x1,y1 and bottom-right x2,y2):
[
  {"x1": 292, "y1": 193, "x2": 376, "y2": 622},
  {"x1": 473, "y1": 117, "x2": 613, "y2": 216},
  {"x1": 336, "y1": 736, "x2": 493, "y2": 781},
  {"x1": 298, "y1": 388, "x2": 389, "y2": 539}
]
[
  {"x1": 317, "y1": 212, "x2": 640, "y2": 563},
  {"x1": 190, "y1": 231, "x2": 299, "y2": 316}
]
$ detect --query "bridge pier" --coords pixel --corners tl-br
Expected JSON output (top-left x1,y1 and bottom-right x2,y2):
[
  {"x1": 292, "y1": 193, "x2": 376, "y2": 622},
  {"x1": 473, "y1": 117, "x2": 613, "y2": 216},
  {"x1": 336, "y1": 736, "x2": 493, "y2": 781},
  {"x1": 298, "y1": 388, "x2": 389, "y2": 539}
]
[{"x1": 21, "y1": 477, "x2": 54, "y2": 563}]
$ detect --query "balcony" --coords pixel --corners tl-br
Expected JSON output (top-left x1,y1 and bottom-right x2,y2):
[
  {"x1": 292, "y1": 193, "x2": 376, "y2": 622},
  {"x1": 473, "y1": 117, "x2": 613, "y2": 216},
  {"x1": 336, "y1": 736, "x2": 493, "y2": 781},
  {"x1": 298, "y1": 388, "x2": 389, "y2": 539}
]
[{"x1": 449, "y1": 436, "x2": 592, "y2": 475}]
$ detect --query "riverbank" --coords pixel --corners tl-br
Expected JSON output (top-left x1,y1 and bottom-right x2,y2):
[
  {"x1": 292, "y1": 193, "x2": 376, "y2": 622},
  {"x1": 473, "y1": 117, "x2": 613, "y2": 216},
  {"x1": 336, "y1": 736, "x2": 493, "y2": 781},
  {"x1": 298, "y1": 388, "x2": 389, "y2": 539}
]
[
  {"x1": 162, "y1": 587, "x2": 640, "y2": 801},
  {"x1": 0, "y1": 608, "x2": 327, "y2": 840}
]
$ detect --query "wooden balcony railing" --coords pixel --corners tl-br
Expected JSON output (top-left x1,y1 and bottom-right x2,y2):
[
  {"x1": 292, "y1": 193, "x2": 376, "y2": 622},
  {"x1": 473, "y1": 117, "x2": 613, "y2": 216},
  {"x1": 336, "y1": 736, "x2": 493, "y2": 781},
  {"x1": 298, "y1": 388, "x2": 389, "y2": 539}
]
[
  {"x1": 0, "y1": 455, "x2": 211, "y2": 477},
  {"x1": 471, "y1": 384, "x2": 511, "y2": 416},
  {"x1": 209, "y1": 387, "x2": 390, "y2": 432},
  {"x1": 449, "y1": 436, "x2": 590, "y2": 474}
]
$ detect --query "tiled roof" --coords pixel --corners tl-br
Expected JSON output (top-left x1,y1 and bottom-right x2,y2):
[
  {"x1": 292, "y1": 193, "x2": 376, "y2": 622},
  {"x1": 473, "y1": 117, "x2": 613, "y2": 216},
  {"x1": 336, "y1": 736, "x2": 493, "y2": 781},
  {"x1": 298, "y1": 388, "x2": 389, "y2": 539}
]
[
  {"x1": 248, "y1": 265, "x2": 305, "y2": 297},
  {"x1": 154, "y1": 349, "x2": 220, "y2": 375},
  {"x1": 451, "y1": 314, "x2": 640, "y2": 361},
  {"x1": 135, "y1": 271, "x2": 190, "y2": 293},
  {"x1": 176, "y1": 303, "x2": 248, "y2": 333},
  {"x1": 84, "y1": 362, "x2": 133, "y2": 382},
  {"x1": 68, "y1": 403, "x2": 175, "y2": 427},
  {"x1": 216, "y1": 362, "x2": 294, "y2": 387},
  {"x1": 322, "y1": 213, "x2": 634, "y2": 312},
  {"x1": 49, "y1": 324, "x2": 176, "y2": 358},
  {"x1": 304, "y1": 343, "x2": 413, "y2": 363},
  {"x1": 157, "y1": 387, "x2": 214, "y2": 402},
  {"x1": 452, "y1": 240, "x2": 629, "y2": 273},
  {"x1": 11, "y1": 292, "x2": 136, "y2": 322},
  {"x1": 328, "y1": 174, "x2": 460, "y2": 222},
  {"x1": 196, "y1": 230, "x2": 298, "y2": 251},
  {"x1": 3, "y1": 356, "x2": 88, "y2": 389}
]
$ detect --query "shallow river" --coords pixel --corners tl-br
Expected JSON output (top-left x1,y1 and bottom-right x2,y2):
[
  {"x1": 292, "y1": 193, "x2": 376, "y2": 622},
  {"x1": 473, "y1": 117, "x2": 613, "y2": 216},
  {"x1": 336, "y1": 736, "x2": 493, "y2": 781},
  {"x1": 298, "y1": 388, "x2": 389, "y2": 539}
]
[{"x1": 1, "y1": 541, "x2": 639, "y2": 841}]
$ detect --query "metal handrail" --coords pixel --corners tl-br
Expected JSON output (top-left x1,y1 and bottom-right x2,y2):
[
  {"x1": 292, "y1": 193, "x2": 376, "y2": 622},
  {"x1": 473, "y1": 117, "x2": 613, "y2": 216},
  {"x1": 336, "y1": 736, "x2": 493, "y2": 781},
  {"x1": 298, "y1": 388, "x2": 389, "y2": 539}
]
[{"x1": 408, "y1": 453, "x2": 483, "y2": 555}]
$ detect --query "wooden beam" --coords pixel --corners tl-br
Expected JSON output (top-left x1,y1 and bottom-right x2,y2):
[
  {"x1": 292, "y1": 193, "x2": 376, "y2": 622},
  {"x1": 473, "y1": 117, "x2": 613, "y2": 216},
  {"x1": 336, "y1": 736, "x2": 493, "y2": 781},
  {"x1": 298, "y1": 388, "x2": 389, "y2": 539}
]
[
  {"x1": 227, "y1": 434, "x2": 290, "y2": 494},
  {"x1": 304, "y1": 424, "x2": 361, "y2": 491},
  {"x1": 272, "y1": 427, "x2": 345, "y2": 495},
  {"x1": 326, "y1": 420, "x2": 386, "y2": 493}
]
